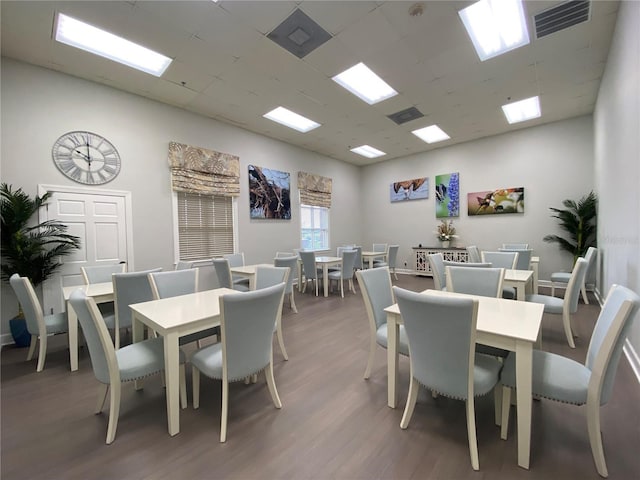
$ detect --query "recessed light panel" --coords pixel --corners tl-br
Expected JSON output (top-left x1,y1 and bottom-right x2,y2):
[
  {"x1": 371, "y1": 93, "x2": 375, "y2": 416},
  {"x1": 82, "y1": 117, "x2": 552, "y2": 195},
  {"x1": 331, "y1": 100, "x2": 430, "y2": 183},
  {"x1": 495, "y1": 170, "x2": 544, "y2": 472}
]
[
  {"x1": 502, "y1": 96, "x2": 541, "y2": 124},
  {"x1": 263, "y1": 107, "x2": 320, "y2": 133},
  {"x1": 459, "y1": 0, "x2": 530, "y2": 61},
  {"x1": 350, "y1": 145, "x2": 386, "y2": 158},
  {"x1": 54, "y1": 13, "x2": 172, "y2": 77},
  {"x1": 411, "y1": 125, "x2": 451, "y2": 144},
  {"x1": 332, "y1": 63, "x2": 398, "y2": 105}
]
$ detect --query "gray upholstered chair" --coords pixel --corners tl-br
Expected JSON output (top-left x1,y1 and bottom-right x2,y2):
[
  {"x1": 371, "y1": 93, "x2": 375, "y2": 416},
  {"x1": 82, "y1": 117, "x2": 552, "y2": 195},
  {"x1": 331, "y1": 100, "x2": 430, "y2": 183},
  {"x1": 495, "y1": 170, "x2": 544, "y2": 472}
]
[
  {"x1": 445, "y1": 266, "x2": 505, "y2": 298},
  {"x1": 81, "y1": 263, "x2": 126, "y2": 331},
  {"x1": 393, "y1": 286, "x2": 502, "y2": 471},
  {"x1": 466, "y1": 245, "x2": 481, "y2": 263},
  {"x1": 69, "y1": 289, "x2": 186, "y2": 444},
  {"x1": 299, "y1": 250, "x2": 321, "y2": 296},
  {"x1": 224, "y1": 252, "x2": 251, "y2": 288},
  {"x1": 353, "y1": 245, "x2": 363, "y2": 271},
  {"x1": 255, "y1": 265, "x2": 290, "y2": 360},
  {"x1": 148, "y1": 269, "x2": 219, "y2": 348},
  {"x1": 372, "y1": 243, "x2": 388, "y2": 264},
  {"x1": 499, "y1": 247, "x2": 533, "y2": 271},
  {"x1": 112, "y1": 268, "x2": 162, "y2": 349},
  {"x1": 196, "y1": 264, "x2": 220, "y2": 291},
  {"x1": 525, "y1": 258, "x2": 589, "y2": 348},
  {"x1": 328, "y1": 249, "x2": 357, "y2": 297},
  {"x1": 274, "y1": 256, "x2": 298, "y2": 313},
  {"x1": 551, "y1": 246, "x2": 597, "y2": 304},
  {"x1": 374, "y1": 244, "x2": 400, "y2": 280},
  {"x1": 9, "y1": 274, "x2": 68, "y2": 372},
  {"x1": 501, "y1": 243, "x2": 529, "y2": 249},
  {"x1": 427, "y1": 253, "x2": 446, "y2": 291},
  {"x1": 213, "y1": 258, "x2": 250, "y2": 292},
  {"x1": 481, "y1": 251, "x2": 519, "y2": 299},
  {"x1": 356, "y1": 267, "x2": 409, "y2": 379},
  {"x1": 500, "y1": 284, "x2": 640, "y2": 477},
  {"x1": 191, "y1": 283, "x2": 286, "y2": 442},
  {"x1": 444, "y1": 260, "x2": 492, "y2": 268},
  {"x1": 175, "y1": 260, "x2": 196, "y2": 270},
  {"x1": 275, "y1": 251, "x2": 294, "y2": 258}
]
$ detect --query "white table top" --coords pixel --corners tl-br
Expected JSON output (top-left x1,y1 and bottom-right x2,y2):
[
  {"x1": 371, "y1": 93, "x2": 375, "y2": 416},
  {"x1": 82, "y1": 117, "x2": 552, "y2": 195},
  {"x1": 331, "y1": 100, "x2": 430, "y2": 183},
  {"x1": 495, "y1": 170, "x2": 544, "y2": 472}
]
[
  {"x1": 504, "y1": 269, "x2": 533, "y2": 283},
  {"x1": 62, "y1": 282, "x2": 113, "y2": 300},
  {"x1": 315, "y1": 256, "x2": 341, "y2": 263},
  {"x1": 230, "y1": 263, "x2": 273, "y2": 274}
]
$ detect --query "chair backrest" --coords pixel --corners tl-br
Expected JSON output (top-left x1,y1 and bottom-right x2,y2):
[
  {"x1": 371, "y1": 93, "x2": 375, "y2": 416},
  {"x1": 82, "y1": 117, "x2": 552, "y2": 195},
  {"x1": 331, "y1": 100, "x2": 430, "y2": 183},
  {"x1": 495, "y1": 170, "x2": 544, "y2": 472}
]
[
  {"x1": 213, "y1": 258, "x2": 233, "y2": 288},
  {"x1": 499, "y1": 248, "x2": 532, "y2": 270},
  {"x1": 9, "y1": 274, "x2": 44, "y2": 337},
  {"x1": 585, "y1": 284, "x2": 640, "y2": 405},
  {"x1": 445, "y1": 266, "x2": 504, "y2": 298},
  {"x1": 149, "y1": 269, "x2": 198, "y2": 299},
  {"x1": 393, "y1": 286, "x2": 478, "y2": 400},
  {"x1": 175, "y1": 260, "x2": 195, "y2": 270},
  {"x1": 274, "y1": 256, "x2": 298, "y2": 294},
  {"x1": 336, "y1": 246, "x2": 350, "y2": 257},
  {"x1": 220, "y1": 283, "x2": 286, "y2": 380},
  {"x1": 275, "y1": 252, "x2": 294, "y2": 258},
  {"x1": 444, "y1": 261, "x2": 492, "y2": 268},
  {"x1": 113, "y1": 268, "x2": 162, "y2": 330},
  {"x1": 81, "y1": 264, "x2": 126, "y2": 284},
  {"x1": 466, "y1": 245, "x2": 481, "y2": 263},
  {"x1": 197, "y1": 265, "x2": 220, "y2": 291},
  {"x1": 299, "y1": 251, "x2": 318, "y2": 280},
  {"x1": 387, "y1": 245, "x2": 399, "y2": 268},
  {"x1": 373, "y1": 243, "x2": 388, "y2": 253},
  {"x1": 481, "y1": 251, "x2": 518, "y2": 269},
  {"x1": 224, "y1": 253, "x2": 245, "y2": 268},
  {"x1": 356, "y1": 267, "x2": 394, "y2": 330},
  {"x1": 584, "y1": 246, "x2": 598, "y2": 278},
  {"x1": 427, "y1": 253, "x2": 446, "y2": 290},
  {"x1": 564, "y1": 258, "x2": 589, "y2": 314},
  {"x1": 353, "y1": 245, "x2": 363, "y2": 270},
  {"x1": 255, "y1": 266, "x2": 289, "y2": 290},
  {"x1": 337, "y1": 249, "x2": 357, "y2": 279},
  {"x1": 69, "y1": 289, "x2": 117, "y2": 385},
  {"x1": 502, "y1": 243, "x2": 529, "y2": 249}
]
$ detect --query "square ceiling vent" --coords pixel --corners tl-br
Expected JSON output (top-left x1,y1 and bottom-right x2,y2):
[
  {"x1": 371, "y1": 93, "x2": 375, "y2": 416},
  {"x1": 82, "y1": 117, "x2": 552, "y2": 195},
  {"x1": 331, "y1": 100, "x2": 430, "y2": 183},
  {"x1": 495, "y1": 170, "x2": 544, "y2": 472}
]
[
  {"x1": 267, "y1": 9, "x2": 332, "y2": 59},
  {"x1": 534, "y1": 0, "x2": 591, "y2": 39},
  {"x1": 387, "y1": 107, "x2": 424, "y2": 125}
]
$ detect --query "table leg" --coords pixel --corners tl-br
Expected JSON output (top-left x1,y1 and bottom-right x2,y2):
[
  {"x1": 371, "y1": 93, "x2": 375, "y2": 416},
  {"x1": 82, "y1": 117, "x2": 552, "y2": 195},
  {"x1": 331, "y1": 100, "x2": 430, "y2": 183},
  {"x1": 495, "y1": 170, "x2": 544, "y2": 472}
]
[
  {"x1": 249, "y1": 275, "x2": 256, "y2": 291},
  {"x1": 387, "y1": 313, "x2": 399, "y2": 408},
  {"x1": 323, "y1": 264, "x2": 329, "y2": 297},
  {"x1": 516, "y1": 284, "x2": 525, "y2": 301},
  {"x1": 164, "y1": 331, "x2": 181, "y2": 436},
  {"x1": 298, "y1": 262, "x2": 303, "y2": 293},
  {"x1": 515, "y1": 341, "x2": 533, "y2": 469},
  {"x1": 532, "y1": 263, "x2": 539, "y2": 294},
  {"x1": 67, "y1": 301, "x2": 78, "y2": 372}
]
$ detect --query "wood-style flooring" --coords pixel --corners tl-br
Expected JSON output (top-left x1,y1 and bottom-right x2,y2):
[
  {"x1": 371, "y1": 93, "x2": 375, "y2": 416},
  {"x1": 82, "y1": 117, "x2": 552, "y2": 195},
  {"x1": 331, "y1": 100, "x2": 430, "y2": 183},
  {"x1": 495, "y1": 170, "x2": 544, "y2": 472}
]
[{"x1": 2, "y1": 274, "x2": 640, "y2": 479}]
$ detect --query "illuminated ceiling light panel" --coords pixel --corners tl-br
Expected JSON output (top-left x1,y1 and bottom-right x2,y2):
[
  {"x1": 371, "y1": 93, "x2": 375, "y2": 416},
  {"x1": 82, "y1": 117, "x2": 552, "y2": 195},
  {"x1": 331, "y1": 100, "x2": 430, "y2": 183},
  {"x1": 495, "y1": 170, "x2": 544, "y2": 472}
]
[
  {"x1": 54, "y1": 13, "x2": 172, "y2": 77},
  {"x1": 411, "y1": 125, "x2": 451, "y2": 144},
  {"x1": 458, "y1": 0, "x2": 530, "y2": 61},
  {"x1": 332, "y1": 62, "x2": 398, "y2": 105},
  {"x1": 502, "y1": 96, "x2": 541, "y2": 124},
  {"x1": 263, "y1": 107, "x2": 321, "y2": 133},
  {"x1": 350, "y1": 145, "x2": 386, "y2": 158}
]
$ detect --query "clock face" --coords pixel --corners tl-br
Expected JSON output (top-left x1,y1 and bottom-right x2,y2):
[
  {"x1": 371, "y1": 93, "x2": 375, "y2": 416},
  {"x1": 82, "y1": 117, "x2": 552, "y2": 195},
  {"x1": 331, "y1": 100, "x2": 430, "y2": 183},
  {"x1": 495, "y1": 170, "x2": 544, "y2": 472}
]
[{"x1": 52, "y1": 131, "x2": 121, "y2": 185}]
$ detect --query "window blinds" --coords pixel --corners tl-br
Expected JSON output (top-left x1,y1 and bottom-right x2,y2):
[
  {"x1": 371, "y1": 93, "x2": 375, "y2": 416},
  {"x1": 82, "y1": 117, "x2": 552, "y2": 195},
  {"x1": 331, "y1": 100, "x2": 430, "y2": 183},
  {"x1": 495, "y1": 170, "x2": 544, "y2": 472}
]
[{"x1": 297, "y1": 171, "x2": 332, "y2": 208}]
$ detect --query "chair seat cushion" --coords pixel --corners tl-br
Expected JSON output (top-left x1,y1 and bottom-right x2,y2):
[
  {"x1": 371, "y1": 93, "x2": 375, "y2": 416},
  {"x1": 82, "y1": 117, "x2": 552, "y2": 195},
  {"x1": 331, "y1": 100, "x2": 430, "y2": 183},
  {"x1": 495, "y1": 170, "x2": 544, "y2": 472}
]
[
  {"x1": 501, "y1": 350, "x2": 590, "y2": 405},
  {"x1": 116, "y1": 337, "x2": 185, "y2": 383},
  {"x1": 473, "y1": 353, "x2": 503, "y2": 397},
  {"x1": 376, "y1": 324, "x2": 410, "y2": 356},
  {"x1": 233, "y1": 276, "x2": 250, "y2": 286},
  {"x1": 550, "y1": 272, "x2": 571, "y2": 284},
  {"x1": 102, "y1": 313, "x2": 116, "y2": 329},
  {"x1": 233, "y1": 284, "x2": 250, "y2": 292},
  {"x1": 526, "y1": 294, "x2": 564, "y2": 313},
  {"x1": 373, "y1": 261, "x2": 388, "y2": 268},
  {"x1": 327, "y1": 270, "x2": 347, "y2": 280},
  {"x1": 44, "y1": 312, "x2": 68, "y2": 335},
  {"x1": 191, "y1": 343, "x2": 223, "y2": 379},
  {"x1": 502, "y1": 287, "x2": 516, "y2": 299}
]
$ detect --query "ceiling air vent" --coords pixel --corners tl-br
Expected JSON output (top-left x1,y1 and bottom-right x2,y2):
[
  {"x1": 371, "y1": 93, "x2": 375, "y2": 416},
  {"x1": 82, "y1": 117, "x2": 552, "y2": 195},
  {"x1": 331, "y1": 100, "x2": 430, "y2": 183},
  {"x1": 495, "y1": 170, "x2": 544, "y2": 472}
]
[
  {"x1": 387, "y1": 107, "x2": 424, "y2": 125},
  {"x1": 267, "y1": 9, "x2": 332, "y2": 59},
  {"x1": 534, "y1": 0, "x2": 591, "y2": 39}
]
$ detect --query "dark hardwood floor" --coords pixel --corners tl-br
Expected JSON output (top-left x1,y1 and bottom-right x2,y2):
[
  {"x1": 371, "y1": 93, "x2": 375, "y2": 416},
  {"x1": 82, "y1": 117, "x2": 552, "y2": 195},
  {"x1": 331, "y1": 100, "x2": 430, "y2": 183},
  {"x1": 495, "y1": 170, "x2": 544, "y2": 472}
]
[{"x1": 2, "y1": 275, "x2": 640, "y2": 479}]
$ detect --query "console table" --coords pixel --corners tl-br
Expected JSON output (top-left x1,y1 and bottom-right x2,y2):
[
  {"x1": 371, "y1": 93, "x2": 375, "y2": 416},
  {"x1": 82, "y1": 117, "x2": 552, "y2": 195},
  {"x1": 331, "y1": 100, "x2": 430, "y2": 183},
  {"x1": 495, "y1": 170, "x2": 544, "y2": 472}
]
[{"x1": 413, "y1": 246, "x2": 469, "y2": 276}]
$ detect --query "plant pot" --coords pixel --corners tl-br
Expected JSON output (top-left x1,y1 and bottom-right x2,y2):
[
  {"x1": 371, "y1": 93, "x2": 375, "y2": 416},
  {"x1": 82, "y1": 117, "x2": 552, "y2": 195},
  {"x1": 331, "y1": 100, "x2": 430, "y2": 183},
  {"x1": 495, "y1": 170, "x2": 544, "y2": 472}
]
[
  {"x1": 440, "y1": 241, "x2": 450, "y2": 248},
  {"x1": 9, "y1": 317, "x2": 31, "y2": 347}
]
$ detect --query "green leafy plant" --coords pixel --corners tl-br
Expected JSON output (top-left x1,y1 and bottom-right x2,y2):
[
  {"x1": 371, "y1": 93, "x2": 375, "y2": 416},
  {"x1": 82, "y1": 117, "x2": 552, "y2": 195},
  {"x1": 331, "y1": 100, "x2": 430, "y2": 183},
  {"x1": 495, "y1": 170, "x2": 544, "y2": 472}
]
[
  {"x1": 543, "y1": 191, "x2": 597, "y2": 264},
  {"x1": 1, "y1": 183, "x2": 81, "y2": 286}
]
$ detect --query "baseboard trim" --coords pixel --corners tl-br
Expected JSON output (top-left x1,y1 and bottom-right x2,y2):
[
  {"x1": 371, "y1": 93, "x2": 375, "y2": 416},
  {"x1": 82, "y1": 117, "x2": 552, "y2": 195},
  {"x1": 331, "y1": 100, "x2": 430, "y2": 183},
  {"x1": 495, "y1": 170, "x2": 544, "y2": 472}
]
[{"x1": 1, "y1": 332, "x2": 15, "y2": 348}]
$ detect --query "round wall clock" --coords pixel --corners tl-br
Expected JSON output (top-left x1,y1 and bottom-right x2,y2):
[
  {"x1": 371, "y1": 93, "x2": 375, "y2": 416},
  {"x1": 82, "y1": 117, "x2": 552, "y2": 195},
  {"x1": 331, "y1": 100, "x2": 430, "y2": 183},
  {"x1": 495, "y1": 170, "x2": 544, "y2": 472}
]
[{"x1": 52, "y1": 131, "x2": 121, "y2": 185}]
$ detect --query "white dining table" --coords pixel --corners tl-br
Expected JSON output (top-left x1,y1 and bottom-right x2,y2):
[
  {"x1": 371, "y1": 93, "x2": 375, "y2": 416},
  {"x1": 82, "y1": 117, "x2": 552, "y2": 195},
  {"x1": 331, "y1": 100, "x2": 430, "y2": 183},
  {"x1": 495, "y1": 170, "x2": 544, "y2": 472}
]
[
  {"x1": 129, "y1": 287, "x2": 236, "y2": 436},
  {"x1": 230, "y1": 263, "x2": 273, "y2": 290},
  {"x1": 62, "y1": 282, "x2": 114, "y2": 372},
  {"x1": 362, "y1": 250, "x2": 386, "y2": 269},
  {"x1": 384, "y1": 289, "x2": 544, "y2": 470},
  {"x1": 503, "y1": 269, "x2": 534, "y2": 301},
  {"x1": 314, "y1": 256, "x2": 342, "y2": 297}
]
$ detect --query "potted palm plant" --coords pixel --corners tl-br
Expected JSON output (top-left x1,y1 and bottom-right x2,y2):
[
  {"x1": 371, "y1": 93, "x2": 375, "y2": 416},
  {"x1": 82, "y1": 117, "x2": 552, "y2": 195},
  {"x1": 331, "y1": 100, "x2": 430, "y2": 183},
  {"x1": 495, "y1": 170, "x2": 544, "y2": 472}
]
[
  {"x1": 1, "y1": 183, "x2": 81, "y2": 345},
  {"x1": 543, "y1": 191, "x2": 597, "y2": 264}
]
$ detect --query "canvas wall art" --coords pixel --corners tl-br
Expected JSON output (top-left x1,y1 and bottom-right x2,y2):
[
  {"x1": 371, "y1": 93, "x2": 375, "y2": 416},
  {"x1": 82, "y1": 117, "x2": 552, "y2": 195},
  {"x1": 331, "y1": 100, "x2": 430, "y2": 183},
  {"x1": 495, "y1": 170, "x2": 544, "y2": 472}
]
[
  {"x1": 390, "y1": 177, "x2": 428, "y2": 202},
  {"x1": 248, "y1": 165, "x2": 291, "y2": 219},
  {"x1": 467, "y1": 187, "x2": 525, "y2": 215},
  {"x1": 435, "y1": 172, "x2": 459, "y2": 218}
]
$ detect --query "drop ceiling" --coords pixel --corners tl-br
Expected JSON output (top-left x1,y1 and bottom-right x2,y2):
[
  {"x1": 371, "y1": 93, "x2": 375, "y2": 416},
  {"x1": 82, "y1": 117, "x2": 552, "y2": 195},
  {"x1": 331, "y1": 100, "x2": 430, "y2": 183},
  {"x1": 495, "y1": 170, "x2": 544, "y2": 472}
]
[{"x1": 0, "y1": 1, "x2": 619, "y2": 166}]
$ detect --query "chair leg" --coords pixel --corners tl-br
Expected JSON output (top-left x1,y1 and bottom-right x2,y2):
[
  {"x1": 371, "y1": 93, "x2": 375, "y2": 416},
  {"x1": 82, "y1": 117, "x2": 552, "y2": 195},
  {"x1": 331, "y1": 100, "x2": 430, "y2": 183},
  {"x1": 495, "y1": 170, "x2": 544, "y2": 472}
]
[
  {"x1": 562, "y1": 311, "x2": 576, "y2": 348},
  {"x1": 114, "y1": 328, "x2": 120, "y2": 350},
  {"x1": 95, "y1": 383, "x2": 109, "y2": 413},
  {"x1": 466, "y1": 397, "x2": 480, "y2": 471},
  {"x1": 314, "y1": 278, "x2": 318, "y2": 297},
  {"x1": 276, "y1": 318, "x2": 289, "y2": 361},
  {"x1": 363, "y1": 336, "x2": 377, "y2": 380},
  {"x1": 289, "y1": 291, "x2": 298, "y2": 313},
  {"x1": 587, "y1": 400, "x2": 608, "y2": 477},
  {"x1": 36, "y1": 335, "x2": 47, "y2": 372},
  {"x1": 393, "y1": 269, "x2": 398, "y2": 281},
  {"x1": 26, "y1": 335, "x2": 38, "y2": 361},
  {"x1": 494, "y1": 386, "x2": 502, "y2": 426},
  {"x1": 340, "y1": 279, "x2": 344, "y2": 298},
  {"x1": 105, "y1": 381, "x2": 121, "y2": 444},
  {"x1": 220, "y1": 381, "x2": 229, "y2": 443},
  {"x1": 500, "y1": 386, "x2": 511, "y2": 440},
  {"x1": 192, "y1": 367, "x2": 200, "y2": 409},
  {"x1": 179, "y1": 364, "x2": 187, "y2": 409},
  {"x1": 400, "y1": 376, "x2": 419, "y2": 429},
  {"x1": 265, "y1": 362, "x2": 283, "y2": 409}
]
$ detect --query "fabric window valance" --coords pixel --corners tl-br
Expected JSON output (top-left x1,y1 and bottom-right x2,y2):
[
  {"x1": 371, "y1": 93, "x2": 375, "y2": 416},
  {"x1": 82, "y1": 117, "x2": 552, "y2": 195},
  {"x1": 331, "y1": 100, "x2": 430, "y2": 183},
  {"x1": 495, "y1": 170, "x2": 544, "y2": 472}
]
[
  {"x1": 168, "y1": 141, "x2": 240, "y2": 196},
  {"x1": 297, "y1": 172, "x2": 332, "y2": 208}
]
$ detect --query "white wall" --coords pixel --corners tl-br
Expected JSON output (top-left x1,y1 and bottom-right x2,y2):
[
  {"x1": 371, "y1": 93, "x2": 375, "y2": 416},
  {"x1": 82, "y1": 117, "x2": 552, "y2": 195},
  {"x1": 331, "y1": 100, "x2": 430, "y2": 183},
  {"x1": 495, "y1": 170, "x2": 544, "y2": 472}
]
[
  {"x1": 360, "y1": 116, "x2": 595, "y2": 281},
  {"x1": 594, "y1": 1, "x2": 640, "y2": 363},
  {"x1": 0, "y1": 58, "x2": 361, "y2": 335}
]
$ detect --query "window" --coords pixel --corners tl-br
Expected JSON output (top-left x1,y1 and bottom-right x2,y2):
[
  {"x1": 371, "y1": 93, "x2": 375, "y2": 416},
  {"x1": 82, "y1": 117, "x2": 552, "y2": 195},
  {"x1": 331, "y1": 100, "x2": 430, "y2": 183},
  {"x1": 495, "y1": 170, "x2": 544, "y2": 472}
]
[
  {"x1": 300, "y1": 204, "x2": 329, "y2": 251},
  {"x1": 176, "y1": 192, "x2": 234, "y2": 260}
]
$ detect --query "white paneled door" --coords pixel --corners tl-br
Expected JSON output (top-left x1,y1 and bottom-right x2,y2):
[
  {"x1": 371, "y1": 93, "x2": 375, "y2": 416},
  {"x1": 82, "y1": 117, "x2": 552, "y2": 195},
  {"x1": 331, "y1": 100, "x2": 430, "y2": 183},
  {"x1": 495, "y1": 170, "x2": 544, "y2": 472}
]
[{"x1": 38, "y1": 185, "x2": 133, "y2": 315}]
